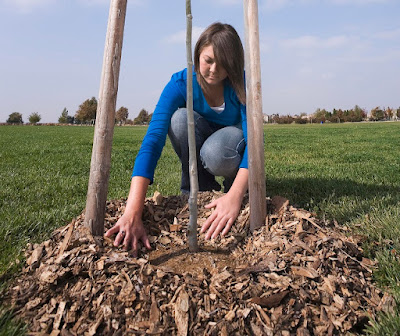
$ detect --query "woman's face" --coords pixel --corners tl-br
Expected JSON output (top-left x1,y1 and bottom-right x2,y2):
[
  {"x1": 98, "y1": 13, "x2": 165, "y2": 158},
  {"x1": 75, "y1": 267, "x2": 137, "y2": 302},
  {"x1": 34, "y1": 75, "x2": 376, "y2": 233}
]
[{"x1": 199, "y1": 45, "x2": 228, "y2": 86}]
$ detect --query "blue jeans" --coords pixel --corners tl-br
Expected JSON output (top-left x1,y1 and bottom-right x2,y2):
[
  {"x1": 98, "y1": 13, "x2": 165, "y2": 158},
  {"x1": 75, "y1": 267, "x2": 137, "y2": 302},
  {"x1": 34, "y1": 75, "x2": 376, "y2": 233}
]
[{"x1": 168, "y1": 108, "x2": 245, "y2": 193}]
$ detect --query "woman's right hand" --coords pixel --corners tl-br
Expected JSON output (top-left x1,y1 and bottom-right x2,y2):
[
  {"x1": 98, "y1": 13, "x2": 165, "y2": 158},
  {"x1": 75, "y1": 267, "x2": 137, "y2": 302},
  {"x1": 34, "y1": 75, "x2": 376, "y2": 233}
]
[
  {"x1": 106, "y1": 176, "x2": 152, "y2": 257},
  {"x1": 105, "y1": 214, "x2": 151, "y2": 257}
]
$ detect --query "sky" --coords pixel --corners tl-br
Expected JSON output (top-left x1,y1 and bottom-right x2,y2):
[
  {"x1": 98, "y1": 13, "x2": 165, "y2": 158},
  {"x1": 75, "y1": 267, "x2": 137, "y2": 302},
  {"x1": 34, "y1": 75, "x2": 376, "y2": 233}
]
[{"x1": 0, "y1": 0, "x2": 399, "y2": 123}]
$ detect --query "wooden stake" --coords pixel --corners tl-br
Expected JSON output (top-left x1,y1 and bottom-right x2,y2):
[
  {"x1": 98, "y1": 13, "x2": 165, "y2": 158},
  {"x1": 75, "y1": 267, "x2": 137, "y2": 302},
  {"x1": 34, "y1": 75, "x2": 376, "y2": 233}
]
[
  {"x1": 84, "y1": 0, "x2": 127, "y2": 237},
  {"x1": 186, "y1": 0, "x2": 199, "y2": 252},
  {"x1": 243, "y1": 0, "x2": 267, "y2": 232}
]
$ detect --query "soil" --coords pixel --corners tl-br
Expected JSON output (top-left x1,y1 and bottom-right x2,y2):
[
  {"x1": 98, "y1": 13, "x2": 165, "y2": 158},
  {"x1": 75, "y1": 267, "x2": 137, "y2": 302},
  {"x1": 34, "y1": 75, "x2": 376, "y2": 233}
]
[
  {"x1": 149, "y1": 245, "x2": 237, "y2": 276},
  {"x1": 1, "y1": 191, "x2": 395, "y2": 335}
]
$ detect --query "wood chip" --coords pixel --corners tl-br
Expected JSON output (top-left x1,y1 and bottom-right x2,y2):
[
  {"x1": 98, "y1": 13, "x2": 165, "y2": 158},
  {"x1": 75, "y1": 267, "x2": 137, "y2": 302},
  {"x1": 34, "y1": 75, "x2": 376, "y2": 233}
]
[
  {"x1": 251, "y1": 290, "x2": 289, "y2": 308},
  {"x1": 153, "y1": 191, "x2": 163, "y2": 205},
  {"x1": 26, "y1": 245, "x2": 44, "y2": 267},
  {"x1": 175, "y1": 288, "x2": 189, "y2": 336},
  {"x1": 291, "y1": 266, "x2": 319, "y2": 279},
  {"x1": 3, "y1": 193, "x2": 390, "y2": 336}
]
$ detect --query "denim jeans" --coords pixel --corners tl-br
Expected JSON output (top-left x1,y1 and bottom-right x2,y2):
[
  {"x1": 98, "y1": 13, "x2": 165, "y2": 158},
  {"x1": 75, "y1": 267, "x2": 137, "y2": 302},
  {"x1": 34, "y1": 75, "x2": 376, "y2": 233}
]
[{"x1": 168, "y1": 108, "x2": 245, "y2": 193}]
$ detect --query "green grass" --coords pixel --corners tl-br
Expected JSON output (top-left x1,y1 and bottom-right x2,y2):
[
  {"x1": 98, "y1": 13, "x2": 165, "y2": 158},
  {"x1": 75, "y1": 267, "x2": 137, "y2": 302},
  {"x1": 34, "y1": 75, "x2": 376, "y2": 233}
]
[
  {"x1": 1, "y1": 122, "x2": 400, "y2": 334},
  {"x1": 264, "y1": 122, "x2": 399, "y2": 219},
  {"x1": 0, "y1": 308, "x2": 26, "y2": 336},
  {"x1": 0, "y1": 125, "x2": 181, "y2": 278},
  {"x1": 263, "y1": 122, "x2": 400, "y2": 335},
  {"x1": 365, "y1": 304, "x2": 400, "y2": 336}
]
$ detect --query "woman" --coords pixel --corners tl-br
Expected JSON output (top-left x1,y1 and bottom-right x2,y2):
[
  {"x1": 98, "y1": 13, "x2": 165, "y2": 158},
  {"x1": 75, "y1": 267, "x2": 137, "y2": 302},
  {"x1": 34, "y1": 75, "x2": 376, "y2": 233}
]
[{"x1": 105, "y1": 22, "x2": 249, "y2": 256}]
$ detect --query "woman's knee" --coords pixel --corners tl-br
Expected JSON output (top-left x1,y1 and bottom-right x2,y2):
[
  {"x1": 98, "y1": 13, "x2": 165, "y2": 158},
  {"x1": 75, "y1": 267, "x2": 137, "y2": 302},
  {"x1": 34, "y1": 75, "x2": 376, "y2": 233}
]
[
  {"x1": 169, "y1": 108, "x2": 188, "y2": 136},
  {"x1": 200, "y1": 126, "x2": 244, "y2": 177}
]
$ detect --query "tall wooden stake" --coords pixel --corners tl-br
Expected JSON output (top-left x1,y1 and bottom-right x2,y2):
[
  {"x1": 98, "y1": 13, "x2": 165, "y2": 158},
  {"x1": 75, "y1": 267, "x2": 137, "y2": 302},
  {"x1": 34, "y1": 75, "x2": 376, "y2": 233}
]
[
  {"x1": 186, "y1": 0, "x2": 199, "y2": 252},
  {"x1": 243, "y1": 0, "x2": 266, "y2": 232},
  {"x1": 84, "y1": 0, "x2": 127, "y2": 237}
]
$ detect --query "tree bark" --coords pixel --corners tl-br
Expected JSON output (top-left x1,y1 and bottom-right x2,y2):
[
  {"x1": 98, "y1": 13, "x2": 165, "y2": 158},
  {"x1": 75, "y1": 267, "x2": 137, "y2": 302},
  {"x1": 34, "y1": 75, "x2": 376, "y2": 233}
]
[
  {"x1": 186, "y1": 0, "x2": 199, "y2": 252},
  {"x1": 243, "y1": 0, "x2": 267, "y2": 232},
  {"x1": 84, "y1": 0, "x2": 127, "y2": 237}
]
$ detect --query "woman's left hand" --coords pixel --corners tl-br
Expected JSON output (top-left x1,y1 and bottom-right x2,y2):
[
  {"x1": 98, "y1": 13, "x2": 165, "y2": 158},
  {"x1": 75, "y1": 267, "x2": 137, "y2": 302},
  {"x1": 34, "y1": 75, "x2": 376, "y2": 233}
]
[{"x1": 200, "y1": 193, "x2": 242, "y2": 239}]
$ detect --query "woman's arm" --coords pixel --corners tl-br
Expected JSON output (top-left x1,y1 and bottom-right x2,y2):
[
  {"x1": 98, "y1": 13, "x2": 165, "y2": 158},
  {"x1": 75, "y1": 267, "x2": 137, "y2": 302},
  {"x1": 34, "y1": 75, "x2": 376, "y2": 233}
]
[
  {"x1": 200, "y1": 168, "x2": 248, "y2": 239},
  {"x1": 105, "y1": 176, "x2": 151, "y2": 256}
]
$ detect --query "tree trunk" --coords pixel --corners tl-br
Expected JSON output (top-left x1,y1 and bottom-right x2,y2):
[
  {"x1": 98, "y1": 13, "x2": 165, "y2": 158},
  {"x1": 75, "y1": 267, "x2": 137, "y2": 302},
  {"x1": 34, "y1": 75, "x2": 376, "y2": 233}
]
[
  {"x1": 186, "y1": 0, "x2": 199, "y2": 252},
  {"x1": 243, "y1": 0, "x2": 267, "y2": 232},
  {"x1": 84, "y1": 0, "x2": 127, "y2": 238}
]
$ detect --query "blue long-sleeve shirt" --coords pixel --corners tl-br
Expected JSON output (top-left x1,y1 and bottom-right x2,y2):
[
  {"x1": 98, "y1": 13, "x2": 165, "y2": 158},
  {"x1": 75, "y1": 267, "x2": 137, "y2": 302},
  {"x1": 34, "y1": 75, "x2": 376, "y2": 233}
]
[{"x1": 132, "y1": 68, "x2": 248, "y2": 183}]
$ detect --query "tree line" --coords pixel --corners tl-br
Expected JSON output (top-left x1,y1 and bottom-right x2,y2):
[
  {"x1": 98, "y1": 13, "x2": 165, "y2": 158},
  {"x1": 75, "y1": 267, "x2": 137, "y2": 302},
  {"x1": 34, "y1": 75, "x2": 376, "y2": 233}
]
[
  {"x1": 5, "y1": 99, "x2": 399, "y2": 125},
  {"x1": 266, "y1": 105, "x2": 400, "y2": 124},
  {"x1": 4, "y1": 97, "x2": 153, "y2": 125},
  {"x1": 66, "y1": 97, "x2": 152, "y2": 125},
  {"x1": 6, "y1": 112, "x2": 41, "y2": 124}
]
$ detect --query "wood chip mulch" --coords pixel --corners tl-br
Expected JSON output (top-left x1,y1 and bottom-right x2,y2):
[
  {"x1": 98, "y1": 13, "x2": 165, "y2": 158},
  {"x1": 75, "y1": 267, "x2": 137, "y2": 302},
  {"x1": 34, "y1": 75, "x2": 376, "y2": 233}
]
[{"x1": 1, "y1": 192, "x2": 394, "y2": 335}]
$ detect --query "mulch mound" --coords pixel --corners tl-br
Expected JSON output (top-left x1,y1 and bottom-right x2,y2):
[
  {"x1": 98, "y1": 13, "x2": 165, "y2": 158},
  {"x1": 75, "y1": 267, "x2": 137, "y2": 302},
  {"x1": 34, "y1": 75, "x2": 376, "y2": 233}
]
[{"x1": 2, "y1": 192, "x2": 394, "y2": 335}]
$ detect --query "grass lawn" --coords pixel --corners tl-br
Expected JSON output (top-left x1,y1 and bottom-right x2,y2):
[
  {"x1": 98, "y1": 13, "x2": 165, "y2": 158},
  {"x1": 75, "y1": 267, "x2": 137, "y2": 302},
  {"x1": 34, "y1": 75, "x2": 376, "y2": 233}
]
[{"x1": 0, "y1": 122, "x2": 400, "y2": 334}]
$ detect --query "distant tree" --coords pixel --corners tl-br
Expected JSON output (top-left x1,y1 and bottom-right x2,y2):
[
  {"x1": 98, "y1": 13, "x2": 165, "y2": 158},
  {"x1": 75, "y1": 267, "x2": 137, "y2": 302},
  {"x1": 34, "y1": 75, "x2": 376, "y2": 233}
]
[
  {"x1": 133, "y1": 108, "x2": 152, "y2": 125},
  {"x1": 370, "y1": 106, "x2": 385, "y2": 121},
  {"x1": 115, "y1": 106, "x2": 129, "y2": 125},
  {"x1": 58, "y1": 108, "x2": 75, "y2": 124},
  {"x1": 67, "y1": 115, "x2": 75, "y2": 124},
  {"x1": 7, "y1": 112, "x2": 23, "y2": 124},
  {"x1": 313, "y1": 108, "x2": 329, "y2": 123},
  {"x1": 353, "y1": 105, "x2": 367, "y2": 122},
  {"x1": 28, "y1": 112, "x2": 41, "y2": 124},
  {"x1": 58, "y1": 108, "x2": 69, "y2": 123},
  {"x1": 75, "y1": 97, "x2": 97, "y2": 123},
  {"x1": 280, "y1": 115, "x2": 294, "y2": 124},
  {"x1": 397, "y1": 108, "x2": 400, "y2": 119},
  {"x1": 342, "y1": 105, "x2": 366, "y2": 122},
  {"x1": 268, "y1": 114, "x2": 296, "y2": 124},
  {"x1": 329, "y1": 108, "x2": 344, "y2": 123},
  {"x1": 385, "y1": 107, "x2": 394, "y2": 120},
  {"x1": 270, "y1": 114, "x2": 280, "y2": 124},
  {"x1": 294, "y1": 113, "x2": 307, "y2": 124}
]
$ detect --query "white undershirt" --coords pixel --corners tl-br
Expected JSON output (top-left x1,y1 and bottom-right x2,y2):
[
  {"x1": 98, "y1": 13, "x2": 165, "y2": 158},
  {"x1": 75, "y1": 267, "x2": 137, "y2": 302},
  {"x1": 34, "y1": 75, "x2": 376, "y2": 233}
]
[{"x1": 210, "y1": 102, "x2": 225, "y2": 114}]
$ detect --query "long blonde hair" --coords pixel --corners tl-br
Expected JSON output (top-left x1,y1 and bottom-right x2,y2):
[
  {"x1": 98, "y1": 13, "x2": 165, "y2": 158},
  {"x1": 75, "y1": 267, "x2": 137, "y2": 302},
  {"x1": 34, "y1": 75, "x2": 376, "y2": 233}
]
[{"x1": 194, "y1": 22, "x2": 245, "y2": 105}]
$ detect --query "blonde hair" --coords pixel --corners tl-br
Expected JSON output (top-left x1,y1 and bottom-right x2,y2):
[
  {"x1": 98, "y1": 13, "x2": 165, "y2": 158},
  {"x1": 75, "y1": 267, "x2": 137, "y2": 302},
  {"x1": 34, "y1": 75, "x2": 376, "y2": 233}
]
[{"x1": 194, "y1": 22, "x2": 245, "y2": 105}]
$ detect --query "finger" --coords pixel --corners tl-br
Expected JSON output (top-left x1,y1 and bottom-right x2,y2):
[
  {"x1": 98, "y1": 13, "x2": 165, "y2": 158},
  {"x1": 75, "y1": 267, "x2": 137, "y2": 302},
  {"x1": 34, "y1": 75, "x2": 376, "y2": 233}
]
[
  {"x1": 221, "y1": 218, "x2": 234, "y2": 237},
  {"x1": 201, "y1": 211, "x2": 217, "y2": 233},
  {"x1": 204, "y1": 200, "x2": 217, "y2": 209},
  {"x1": 131, "y1": 236, "x2": 139, "y2": 258},
  {"x1": 205, "y1": 225, "x2": 217, "y2": 240},
  {"x1": 141, "y1": 235, "x2": 152, "y2": 250},
  {"x1": 114, "y1": 230, "x2": 126, "y2": 247},
  {"x1": 123, "y1": 232, "x2": 132, "y2": 251},
  {"x1": 105, "y1": 225, "x2": 119, "y2": 237},
  {"x1": 211, "y1": 217, "x2": 229, "y2": 239},
  {"x1": 205, "y1": 217, "x2": 222, "y2": 240}
]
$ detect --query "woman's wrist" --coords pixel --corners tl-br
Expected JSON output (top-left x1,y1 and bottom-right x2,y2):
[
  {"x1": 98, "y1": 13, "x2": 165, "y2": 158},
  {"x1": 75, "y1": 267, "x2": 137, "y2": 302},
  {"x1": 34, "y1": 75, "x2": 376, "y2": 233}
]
[
  {"x1": 121, "y1": 208, "x2": 143, "y2": 226},
  {"x1": 227, "y1": 169, "x2": 248, "y2": 199},
  {"x1": 121, "y1": 176, "x2": 150, "y2": 225},
  {"x1": 226, "y1": 188, "x2": 245, "y2": 208}
]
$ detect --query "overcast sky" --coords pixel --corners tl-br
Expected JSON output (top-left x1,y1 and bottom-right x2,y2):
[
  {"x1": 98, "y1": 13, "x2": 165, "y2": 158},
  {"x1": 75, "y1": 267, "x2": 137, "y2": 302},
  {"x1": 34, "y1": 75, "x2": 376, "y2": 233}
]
[{"x1": 0, "y1": 0, "x2": 399, "y2": 123}]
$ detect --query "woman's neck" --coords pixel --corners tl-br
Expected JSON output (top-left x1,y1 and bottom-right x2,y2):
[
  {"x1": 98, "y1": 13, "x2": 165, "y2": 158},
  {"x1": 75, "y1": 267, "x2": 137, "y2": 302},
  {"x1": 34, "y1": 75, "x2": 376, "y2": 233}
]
[{"x1": 202, "y1": 82, "x2": 224, "y2": 107}]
